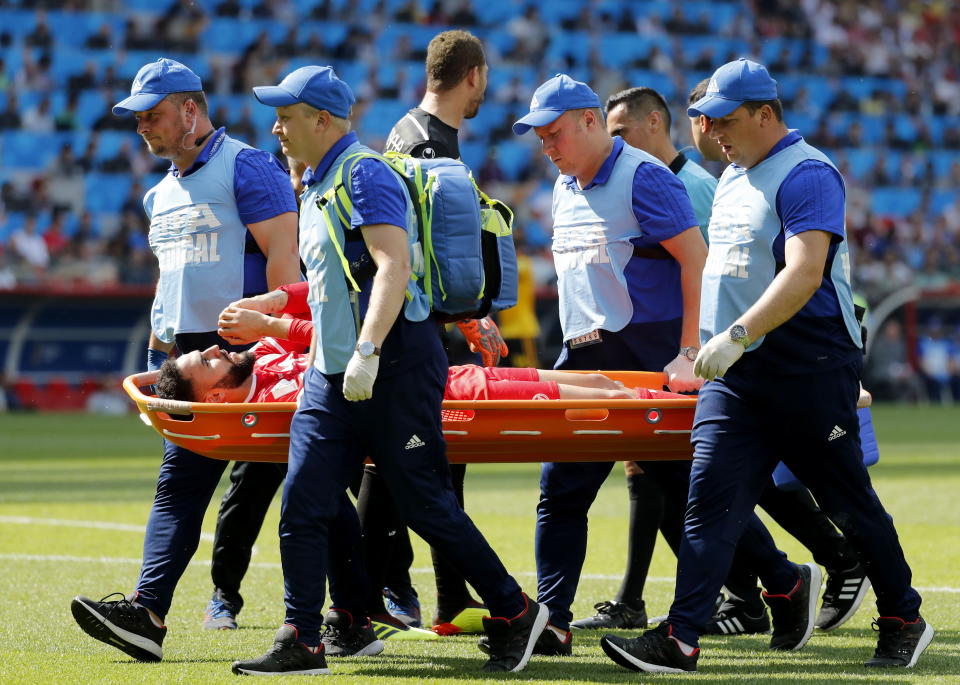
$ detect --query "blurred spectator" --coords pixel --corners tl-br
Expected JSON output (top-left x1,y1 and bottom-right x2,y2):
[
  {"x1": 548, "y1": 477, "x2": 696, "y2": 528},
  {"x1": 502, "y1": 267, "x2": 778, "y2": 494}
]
[
  {"x1": 55, "y1": 93, "x2": 81, "y2": 132},
  {"x1": 866, "y1": 318, "x2": 922, "y2": 402},
  {"x1": 10, "y1": 214, "x2": 49, "y2": 274},
  {"x1": 507, "y1": 6, "x2": 549, "y2": 61},
  {"x1": 0, "y1": 251, "x2": 16, "y2": 290},
  {"x1": 99, "y1": 140, "x2": 134, "y2": 173},
  {"x1": 85, "y1": 23, "x2": 114, "y2": 50},
  {"x1": 918, "y1": 318, "x2": 955, "y2": 404},
  {"x1": 23, "y1": 97, "x2": 55, "y2": 133},
  {"x1": 67, "y1": 63, "x2": 99, "y2": 98},
  {"x1": 1, "y1": 181, "x2": 29, "y2": 213},
  {"x1": 43, "y1": 209, "x2": 70, "y2": 260},
  {"x1": 0, "y1": 90, "x2": 21, "y2": 129},
  {"x1": 25, "y1": 13, "x2": 53, "y2": 49}
]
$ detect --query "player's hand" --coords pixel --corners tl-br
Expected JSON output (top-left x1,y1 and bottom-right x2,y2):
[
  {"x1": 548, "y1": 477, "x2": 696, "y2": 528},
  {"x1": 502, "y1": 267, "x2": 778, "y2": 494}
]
[
  {"x1": 228, "y1": 289, "x2": 289, "y2": 316},
  {"x1": 857, "y1": 385, "x2": 873, "y2": 408},
  {"x1": 664, "y1": 354, "x2": 703, "y2": 392},
  {"x1": 343, "y1": 351, "x2": 380, "y2": 401},
  {"x1": 456, "y1": 317, "x2": 509, "y2": 367},
  {"x1": 218, "y1": 307, "x2": 272, "y2": 344},
  {"x1": 694, "y1": 331, "x2": 746, "y2": 381}
]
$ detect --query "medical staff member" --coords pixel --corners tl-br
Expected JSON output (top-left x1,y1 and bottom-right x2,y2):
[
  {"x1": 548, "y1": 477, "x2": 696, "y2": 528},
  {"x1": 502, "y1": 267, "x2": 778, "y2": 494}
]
[
  {"x1": 582, "y1": 85, "x2": 868, "y2": 638},
  {"x1": 511, "y1": 74, "x2": 707, "y2": 653},
  {"x1": 70, "y1": 58, "x2": 301, "y2": 662},
  {"x1": 600, "y1": 59, "x2": 932, "y2": 675},
  {"x1": 231, "y1": 65, "x2": 545, "y2": 676}
]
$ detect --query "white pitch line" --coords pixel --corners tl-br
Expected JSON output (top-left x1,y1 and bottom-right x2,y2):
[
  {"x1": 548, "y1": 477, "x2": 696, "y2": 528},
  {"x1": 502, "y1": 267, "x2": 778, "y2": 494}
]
[
  {"x1": 0, "y1": 515, "x2": 215, "y2": 542},
  {"x1": 1, "y1": 553, "x2": 958, "y2": 595}
]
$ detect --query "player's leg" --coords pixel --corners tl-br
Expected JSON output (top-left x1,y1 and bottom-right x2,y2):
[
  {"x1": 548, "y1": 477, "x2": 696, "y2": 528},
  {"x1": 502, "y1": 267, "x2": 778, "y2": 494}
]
[
  {"x1": 369, "y1": 350, "x2": 546, "y2": 672},
  {"x1": 71, "y1": 440, "x2": 228, "y2": 661},
  {"x1": 777, "y1": 362, "x2": 930, "y2": 667},
  {"x1": 207, "y1": 460, "x2": 286, "y2": 629}
]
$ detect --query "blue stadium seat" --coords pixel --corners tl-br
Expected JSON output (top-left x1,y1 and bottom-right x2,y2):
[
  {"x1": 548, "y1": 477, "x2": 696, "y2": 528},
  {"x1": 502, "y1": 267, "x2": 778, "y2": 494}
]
[
  {"x1": 929, "y1": 190, "x2": 958, "y2": 215},
  {"x1": 0, "y1": 10, "x2": 34, "y2": 39},
  {"x1": 298, "y1": 21, "x2": 349, "y2": 49},
  {"x1": 871, "y1": 187, "x2": 920, "y2": 217},
  {"x1": 598, "y1": 33, "x2": 656, "y2": 69},
  {"x1": 494, "y1": 141, "x2": 532, "y2": 182},
  {"x1": 930, "y1": 150, "x2": 957, "y2": 178},
  {"x1": 360, "y1": 99, "x2": 408, "y2": 139},
  {"x1": 844, "y1": 149, "x2": 877, "y2": 181},
  {"x1": 1, "y1": 131, "x2": 61, "y2": 171},
  {"x1": 92, "y1": 131, "x2": 140, "y2": 162},
  {"x1": 458, "y1": 141, "x2": 486, "y2": 172},
  {"x1": 46, "y1": 10, "x2": 94, "y2": 49},
  {"x1": 627, "y1": 69, "x2": 676, "y2": 99},
  {"x1": 85, "y1": 173, "x2": 132, "y2": 214}
]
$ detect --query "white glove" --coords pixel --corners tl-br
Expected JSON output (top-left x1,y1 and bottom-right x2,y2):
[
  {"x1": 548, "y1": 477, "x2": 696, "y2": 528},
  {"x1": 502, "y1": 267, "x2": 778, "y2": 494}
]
[
  {"x1": 342, "y1": 351, "x2": 380, "y2": 401},
  {"x1": 694, "y1": 330, "x2": 746, "y2": 381},
  {"x1": 664, "y1": 354, "x2": 704, "y2": 393}
]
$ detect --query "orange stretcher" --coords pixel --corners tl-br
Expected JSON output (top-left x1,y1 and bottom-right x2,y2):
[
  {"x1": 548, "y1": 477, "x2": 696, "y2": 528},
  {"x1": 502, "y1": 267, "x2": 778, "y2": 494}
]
[{"x1": 123, "y1": 370, "x2": 695, "y2": 463}]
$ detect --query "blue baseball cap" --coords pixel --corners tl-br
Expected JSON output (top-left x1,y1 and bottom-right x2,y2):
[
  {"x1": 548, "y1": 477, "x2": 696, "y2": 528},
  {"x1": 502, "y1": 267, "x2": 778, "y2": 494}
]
[
  {"x1": 687, "y1": 58, "x2": 778, "y2": 119},
  {"x1": 253, "y1": 66, "x2": 355, "y2": 118},
  {"x1": 512, "y1": 74, "x2": 601, "y2": 136},
  {"x1": 112, "y1": 58, "x2": 203, "y2": 116}
]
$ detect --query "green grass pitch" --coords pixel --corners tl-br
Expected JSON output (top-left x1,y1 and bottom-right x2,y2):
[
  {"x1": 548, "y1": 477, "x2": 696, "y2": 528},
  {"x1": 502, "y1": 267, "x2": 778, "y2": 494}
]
[{"x1": 0, "y1": 405, "x2": 957, "y2": 684}]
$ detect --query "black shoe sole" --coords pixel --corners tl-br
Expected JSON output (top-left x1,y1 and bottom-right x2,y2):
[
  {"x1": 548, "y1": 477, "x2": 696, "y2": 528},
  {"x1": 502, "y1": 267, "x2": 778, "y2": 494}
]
[{"x1": 71, "y1": 598, "x2": 162, "y2": 662}]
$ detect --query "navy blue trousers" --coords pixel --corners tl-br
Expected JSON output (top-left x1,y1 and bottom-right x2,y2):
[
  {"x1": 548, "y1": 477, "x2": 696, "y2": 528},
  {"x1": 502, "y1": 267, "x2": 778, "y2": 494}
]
[
  {"x1": 536, "y1": 321, "x2": 682, "y2": 630},
  {"x1": 282, "y1": 342, "x2": 524, "y2": 645},
  {"x1": 667, "y1": 358, "x2": 922, "y2": 646},
  {"x1": 133, "y1": 331, "x2": 364, "y2": 620}
]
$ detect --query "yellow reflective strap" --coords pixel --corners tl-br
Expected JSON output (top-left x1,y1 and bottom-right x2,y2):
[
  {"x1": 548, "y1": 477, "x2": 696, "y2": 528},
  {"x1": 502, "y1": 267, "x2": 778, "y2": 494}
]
[{"x1": 320, "y1": 192, "x2": 360, "y2": 293}]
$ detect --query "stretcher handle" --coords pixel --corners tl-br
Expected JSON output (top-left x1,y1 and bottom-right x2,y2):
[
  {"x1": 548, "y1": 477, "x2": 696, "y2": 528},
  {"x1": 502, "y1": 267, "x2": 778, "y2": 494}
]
[{"x1": 124, "y1": 372, "x2": 193, "y2": 415}]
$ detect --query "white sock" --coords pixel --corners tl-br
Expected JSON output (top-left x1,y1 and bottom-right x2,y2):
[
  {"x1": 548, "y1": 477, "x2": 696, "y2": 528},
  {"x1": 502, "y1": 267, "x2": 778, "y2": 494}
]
[
  {"x1": 670, "y1": 636, "x2": 697, "y2": 656},
  {"x1": 547, "y1": 624, "x2": 568, "y2": 639}
]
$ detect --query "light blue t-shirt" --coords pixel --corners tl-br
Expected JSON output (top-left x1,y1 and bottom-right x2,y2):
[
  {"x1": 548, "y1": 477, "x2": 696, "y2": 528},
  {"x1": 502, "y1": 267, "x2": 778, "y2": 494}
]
[{"x1": 675, "y1": 155, "x2": 717, "y2": 242}]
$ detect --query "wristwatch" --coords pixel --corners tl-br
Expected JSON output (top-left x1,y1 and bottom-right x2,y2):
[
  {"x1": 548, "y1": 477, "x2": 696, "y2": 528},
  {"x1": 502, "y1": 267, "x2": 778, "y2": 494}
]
[
  {"x1": 356, "y1": 341, "x2": 381, "y2": 358},
  {"x1": 679, "y1": 346, "x2": 699, "y2": 362},
  {"x1": 728, "y1": 323, "x2": 751, "y2": 348}
]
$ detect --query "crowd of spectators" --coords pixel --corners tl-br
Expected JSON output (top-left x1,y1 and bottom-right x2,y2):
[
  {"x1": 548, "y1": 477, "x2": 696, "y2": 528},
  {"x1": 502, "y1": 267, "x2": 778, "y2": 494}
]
[{"x1": 0, "y1": 0, "x2": 958, "y2": 404}]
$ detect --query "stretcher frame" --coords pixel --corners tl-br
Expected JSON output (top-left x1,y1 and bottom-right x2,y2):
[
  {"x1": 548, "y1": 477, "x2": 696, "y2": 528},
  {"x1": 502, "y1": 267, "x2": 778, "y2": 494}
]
[{"x1": 123, "y1": 370, "x2": 695, "y2": 463}]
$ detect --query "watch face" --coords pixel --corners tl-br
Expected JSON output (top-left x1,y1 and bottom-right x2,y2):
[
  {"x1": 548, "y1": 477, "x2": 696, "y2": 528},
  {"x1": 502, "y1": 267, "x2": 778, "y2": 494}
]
[
  {"x1": 729, "y1": 325, "x2": 748, "y2": 345},
  {"x1": 358, "y1": 341, "x2": 375, "y2": 356}
]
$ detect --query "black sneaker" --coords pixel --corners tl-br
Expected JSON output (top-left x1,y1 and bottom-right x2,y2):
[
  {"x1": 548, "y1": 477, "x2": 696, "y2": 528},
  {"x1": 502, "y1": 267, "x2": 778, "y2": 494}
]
[
  {"x1": 762, "y1": 562, "x2": 822, "y2": 651},
  {"x1": 703, "y1": 599, "x2": 771, "y2": 635},
  {"x1": 570, "y1": 600, "x2": 647, "y2": 630},
  {"x1": 478, "y1": 622, "x2": 572, "y2": 657},
  {"x1": 479, "y1": 593, "x2": 548, "y2": 673},
  {"x1": 600, "y1": 622, "x2": 698, "y2": 674},
  {"x1": 320, "y1": 609, "x2": 385, "y2": 657},
  {"x1": 71, "y1": 593, "x2": 165, "y2": 662},
  {"x1": 232, "y1": 624, "x2": 330, "y2": 675},
  {"x1": 816, "y1": 563, "x2": 871, "y2": 631},
  {"x1": 864, "y1": 616, "x2": 934, "y2": 668}
]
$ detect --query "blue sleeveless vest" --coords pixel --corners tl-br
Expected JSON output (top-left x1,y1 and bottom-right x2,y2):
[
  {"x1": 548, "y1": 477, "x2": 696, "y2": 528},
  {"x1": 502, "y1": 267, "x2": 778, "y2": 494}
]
[
  {"x1": 299, "y1": 139, "x2": 429, "y2": 374},
  {"x1": 145, "y1": 134, "x2": 249, "y2": 343},
  {"x1": 551, "y1": 145, "x2": 681, "y2": 341},
  {"x1": 701, "y1": 138, "x2": 862, "y2": 356}
]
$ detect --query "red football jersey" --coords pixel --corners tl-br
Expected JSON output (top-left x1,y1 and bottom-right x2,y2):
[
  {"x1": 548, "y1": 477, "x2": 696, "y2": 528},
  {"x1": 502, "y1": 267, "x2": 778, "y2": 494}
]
[{"x1": 241, "y1": 337, "x2": 310, "y2": 403}]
